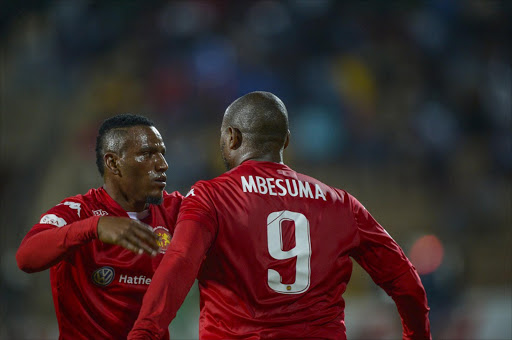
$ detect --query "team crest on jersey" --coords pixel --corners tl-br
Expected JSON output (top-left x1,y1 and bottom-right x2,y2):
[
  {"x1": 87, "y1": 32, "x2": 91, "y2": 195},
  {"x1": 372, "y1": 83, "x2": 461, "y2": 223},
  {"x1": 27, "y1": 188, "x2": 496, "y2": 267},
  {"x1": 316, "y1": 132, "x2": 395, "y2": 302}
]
[
  {"x1": 40, "y1": 214, "x2": 67, "y2": 227},
  {"x1": 154, "y1": 226, "x2": 171, "y2": 253},
  {"x1": 92, "y1": 266, "x2": 115, "y2": 286}
]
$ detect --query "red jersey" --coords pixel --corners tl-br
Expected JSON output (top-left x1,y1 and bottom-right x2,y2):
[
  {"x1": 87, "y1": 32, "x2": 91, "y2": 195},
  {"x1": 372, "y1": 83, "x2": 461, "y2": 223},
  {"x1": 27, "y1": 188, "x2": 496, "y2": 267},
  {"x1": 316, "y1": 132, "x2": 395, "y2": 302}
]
[
  {"x1": 129, "y1": 161, "x2": 430, "y2": 339},
  {"x1": 17, "y1": 187, "x2": 182, "y2": 340}
]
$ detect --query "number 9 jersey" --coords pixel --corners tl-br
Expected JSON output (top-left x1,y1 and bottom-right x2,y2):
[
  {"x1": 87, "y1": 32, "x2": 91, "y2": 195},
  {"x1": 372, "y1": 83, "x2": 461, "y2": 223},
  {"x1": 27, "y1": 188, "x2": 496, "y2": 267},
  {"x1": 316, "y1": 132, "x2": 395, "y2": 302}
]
[{"x1": 175, "y1": 160, "x2": 430, "y2": 339}]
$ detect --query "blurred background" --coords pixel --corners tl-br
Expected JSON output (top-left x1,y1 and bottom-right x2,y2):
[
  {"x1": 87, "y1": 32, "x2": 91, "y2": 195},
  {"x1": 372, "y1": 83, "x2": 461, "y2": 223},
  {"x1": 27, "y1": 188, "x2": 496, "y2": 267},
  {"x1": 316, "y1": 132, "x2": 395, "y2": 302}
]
[{"x1": 1, "y1": 1, "x2": 510, "y2": 339}]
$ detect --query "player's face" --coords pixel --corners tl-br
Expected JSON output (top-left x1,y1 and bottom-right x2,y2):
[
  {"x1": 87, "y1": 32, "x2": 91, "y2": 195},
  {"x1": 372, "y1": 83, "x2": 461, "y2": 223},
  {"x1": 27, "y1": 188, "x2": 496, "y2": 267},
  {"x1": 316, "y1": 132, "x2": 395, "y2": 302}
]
[{"x1": 118, "y1": 126, "x2": 168, "y2": 207}]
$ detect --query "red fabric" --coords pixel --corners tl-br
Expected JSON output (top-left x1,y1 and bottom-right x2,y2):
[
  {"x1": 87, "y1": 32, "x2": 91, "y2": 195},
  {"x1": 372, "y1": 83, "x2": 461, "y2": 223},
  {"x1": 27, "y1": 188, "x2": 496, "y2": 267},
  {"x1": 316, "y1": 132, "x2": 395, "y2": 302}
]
[
  {"x1": 350, "y1": 195, "x2": 431, "y2": 339},
  {"x1": 17, "y1": 216, "x2": 100, "y2": 272},
  {"x1": 16, "y1": 187, "x2": 182, "y2": 340},
  {"x1": 380, "y1": 268, "x2": 432, "y2": 339},
  {"x1": 130, "y1": 161, "x2": 431, "y2": 339},
  {"x1": 128, "y1": 220, "x2": 213, "y2": 340}
]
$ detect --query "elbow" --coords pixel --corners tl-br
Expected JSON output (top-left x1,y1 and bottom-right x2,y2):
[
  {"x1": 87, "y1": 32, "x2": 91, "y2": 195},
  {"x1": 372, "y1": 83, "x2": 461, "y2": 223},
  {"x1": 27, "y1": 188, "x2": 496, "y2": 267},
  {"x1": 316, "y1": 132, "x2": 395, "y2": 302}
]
[{"x1": 16, "y1": 249, "x2": 38, "y2": 273}]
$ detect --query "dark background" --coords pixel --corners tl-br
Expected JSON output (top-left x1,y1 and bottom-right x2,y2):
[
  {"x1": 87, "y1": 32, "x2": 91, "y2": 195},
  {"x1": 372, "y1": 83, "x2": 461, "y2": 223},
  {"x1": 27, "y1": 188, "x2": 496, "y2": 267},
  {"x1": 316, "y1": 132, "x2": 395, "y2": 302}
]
[{"x1": 1, "y1": 1, "x2": 510, "y2": 339}]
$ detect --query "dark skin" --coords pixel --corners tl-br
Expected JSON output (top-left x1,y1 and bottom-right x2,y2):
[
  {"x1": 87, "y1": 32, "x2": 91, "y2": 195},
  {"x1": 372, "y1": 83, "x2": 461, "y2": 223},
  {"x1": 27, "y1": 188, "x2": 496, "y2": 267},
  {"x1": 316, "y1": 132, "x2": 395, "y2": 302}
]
[
  {"x1": 97, "y1": 125, "x2": 168, "y2": 256},
  {"x1": 220, "y1": 125, "x2": 290, "y2": 168},
  {"x1": 220, "y1": 91, "x2": 290, "y2": 170}
]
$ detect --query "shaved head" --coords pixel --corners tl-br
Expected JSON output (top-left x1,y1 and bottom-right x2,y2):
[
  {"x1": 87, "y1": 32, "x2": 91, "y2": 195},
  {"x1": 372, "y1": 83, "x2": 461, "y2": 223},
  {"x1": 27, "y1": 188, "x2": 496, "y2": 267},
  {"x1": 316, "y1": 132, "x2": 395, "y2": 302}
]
[
  {"x1": 223, "y1": 91, "x2": 289, "y2": 152},
  {"x1": 103, "y1": 128, "x2": 129, "y2": 155},
  {"x1": 220, "y1": 91, "x2": 290, "y2": 169}
]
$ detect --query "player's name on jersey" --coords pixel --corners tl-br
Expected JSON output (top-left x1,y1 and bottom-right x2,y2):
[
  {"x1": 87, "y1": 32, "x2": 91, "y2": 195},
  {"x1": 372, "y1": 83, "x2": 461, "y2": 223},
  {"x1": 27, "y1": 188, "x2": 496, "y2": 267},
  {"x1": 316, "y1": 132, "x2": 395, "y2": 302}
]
[
  {"x1": 118, "y1": 274, "x2": 151, "y2": 285},
  {"x1": 241, "y1": 175, "x2": 326, "y2": 201}
]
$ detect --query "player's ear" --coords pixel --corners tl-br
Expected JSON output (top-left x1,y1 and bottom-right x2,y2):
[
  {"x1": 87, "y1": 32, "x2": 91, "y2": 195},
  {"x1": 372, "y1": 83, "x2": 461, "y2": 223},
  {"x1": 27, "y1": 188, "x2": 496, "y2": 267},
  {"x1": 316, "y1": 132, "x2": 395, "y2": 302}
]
[
  {"x1": 104, "y1": 153, "x2": 121, "y2": 176},
  {"x1": 228, "y1": 126, "x2": 242, "y2": 150},
  {"x1": 283, "y1": 130, "x2": 290, "y2": 149}
]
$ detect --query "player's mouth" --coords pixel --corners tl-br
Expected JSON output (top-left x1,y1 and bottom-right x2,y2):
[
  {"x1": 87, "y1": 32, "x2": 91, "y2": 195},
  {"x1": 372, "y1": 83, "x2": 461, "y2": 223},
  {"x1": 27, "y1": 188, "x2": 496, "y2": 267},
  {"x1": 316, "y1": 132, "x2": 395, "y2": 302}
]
[{"x1": 154, "y1": 175, "x2": 167, "y2": 188}]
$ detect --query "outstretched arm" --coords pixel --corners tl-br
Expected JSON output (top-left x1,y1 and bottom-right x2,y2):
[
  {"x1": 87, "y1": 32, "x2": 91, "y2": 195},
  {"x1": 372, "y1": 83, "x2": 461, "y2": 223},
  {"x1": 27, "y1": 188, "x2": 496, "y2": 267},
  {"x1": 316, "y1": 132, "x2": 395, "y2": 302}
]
[
  {"x1": 128, "y1": 219, "x2": 214, "y2": 340},
  {"x1": 348, "y1": 194, "x2": 431, "y2": 340},
  {"x1": 17, "y1": 215, "x2": 160, "y2": 273},
  {"x1": 16, "y1": 216, "x2": 99, "y2": 273}
]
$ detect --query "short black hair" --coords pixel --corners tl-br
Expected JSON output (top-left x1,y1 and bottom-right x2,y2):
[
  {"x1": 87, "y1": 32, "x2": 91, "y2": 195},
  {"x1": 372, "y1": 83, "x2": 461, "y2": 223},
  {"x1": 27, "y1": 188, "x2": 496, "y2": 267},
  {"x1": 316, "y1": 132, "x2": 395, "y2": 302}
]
[{"x1": 95, "y1": 114, "x2": 154, "y2": 176}]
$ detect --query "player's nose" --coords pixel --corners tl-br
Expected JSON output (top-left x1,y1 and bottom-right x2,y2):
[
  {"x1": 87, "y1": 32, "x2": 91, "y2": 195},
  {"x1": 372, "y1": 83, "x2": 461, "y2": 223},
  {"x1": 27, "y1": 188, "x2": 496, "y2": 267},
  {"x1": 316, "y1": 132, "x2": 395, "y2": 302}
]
[{"x1": 156, "y1": 153, "x2": 168, "y2": 172}]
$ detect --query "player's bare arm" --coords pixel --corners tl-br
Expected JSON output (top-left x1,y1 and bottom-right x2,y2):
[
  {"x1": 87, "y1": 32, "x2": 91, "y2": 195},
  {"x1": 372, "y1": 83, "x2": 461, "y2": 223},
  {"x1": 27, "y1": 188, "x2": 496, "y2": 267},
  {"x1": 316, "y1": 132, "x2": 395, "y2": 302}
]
[{"x1": 97, "y1": 216, "x2": 159, "y2": 256}]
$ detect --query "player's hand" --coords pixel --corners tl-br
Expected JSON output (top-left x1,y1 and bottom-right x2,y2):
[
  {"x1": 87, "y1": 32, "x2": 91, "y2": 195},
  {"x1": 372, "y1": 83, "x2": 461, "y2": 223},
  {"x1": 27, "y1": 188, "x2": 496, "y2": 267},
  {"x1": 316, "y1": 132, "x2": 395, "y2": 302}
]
[{"x1": 97, "y1": 217, "x2": 160, "y2": 256}]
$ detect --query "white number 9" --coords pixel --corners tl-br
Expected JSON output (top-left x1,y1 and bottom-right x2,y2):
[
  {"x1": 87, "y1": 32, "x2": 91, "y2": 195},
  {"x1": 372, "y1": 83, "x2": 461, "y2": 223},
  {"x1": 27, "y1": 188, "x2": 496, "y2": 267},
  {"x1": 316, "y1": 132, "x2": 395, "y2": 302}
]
[{"x1": 267, "y1": 210, "x2": 311, "y2": 294}]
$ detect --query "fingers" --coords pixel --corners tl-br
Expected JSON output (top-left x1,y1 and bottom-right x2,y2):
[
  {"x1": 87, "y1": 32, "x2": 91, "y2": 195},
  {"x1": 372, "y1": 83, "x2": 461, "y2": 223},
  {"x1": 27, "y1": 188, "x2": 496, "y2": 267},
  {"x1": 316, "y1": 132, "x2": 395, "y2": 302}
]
[
  {"x1": 118, "y1": 239, "x2": 145, "y2": 255},
  {"x1": 131, "y1": 222, "x2": 159, "y2": 245},
  {"x1": 97, "y1": 217, "x2": 161, "y2": 256},
  {"x1": 130, "y1": 221, "x2": 160, "y2": 253},
  {"x1": 120, "y1": 221, "x2": 159, "y2": 256},
  {"x1": 124, "y1": 228, "x2": 159, "y2": 256}
]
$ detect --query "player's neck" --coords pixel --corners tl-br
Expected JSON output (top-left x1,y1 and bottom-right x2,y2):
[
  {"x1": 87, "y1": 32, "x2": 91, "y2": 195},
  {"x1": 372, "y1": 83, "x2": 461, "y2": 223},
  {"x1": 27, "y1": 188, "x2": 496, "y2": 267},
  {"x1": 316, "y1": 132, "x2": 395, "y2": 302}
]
[
  {"x1": 238, "y1": 150, "x2": 284, "y2": 165},
  {"x1": 102, "y1": 182, "x2": 147, "y2": 212}
]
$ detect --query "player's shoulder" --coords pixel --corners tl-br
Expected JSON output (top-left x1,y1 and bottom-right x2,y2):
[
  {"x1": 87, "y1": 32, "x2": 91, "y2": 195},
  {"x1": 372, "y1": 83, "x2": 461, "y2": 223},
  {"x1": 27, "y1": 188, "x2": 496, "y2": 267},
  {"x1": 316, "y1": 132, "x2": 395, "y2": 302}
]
[
  {"x1": 182, "y1": 176, "x2": 232, "y2": 205},
  {"x1": 186, "y1": 179, "x2": 215, "y2": 196},
  {"x1": 51, "y1": 188, "x2": 98, "y2": 210},
  {"x1": 39, "y1": 188, "x2": 98, "y2": 225},
  {"x1": 163, "y1": 190, "x2": 184, "y2": 201},
  {"x1": 161, "y1": 190, "x2": 184, "y2": 209},
  {"x1": 295, "y1": 170, "x2": 349, "y2": 203}
]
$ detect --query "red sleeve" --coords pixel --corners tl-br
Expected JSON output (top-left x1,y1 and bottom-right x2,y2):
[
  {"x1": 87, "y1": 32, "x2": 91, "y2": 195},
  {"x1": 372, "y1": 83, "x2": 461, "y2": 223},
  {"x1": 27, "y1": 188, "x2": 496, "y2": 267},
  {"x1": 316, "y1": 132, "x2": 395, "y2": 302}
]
[
  {"x1": 348, "y1": 194, "x2": 431, "y2": 339},
  {"x1": 380, "y1": 267, "x2": 432, "y2": 340},
  {"x1": 177, "y1": 182, "x2": 218, "y2": 234},
  {"x1": 162, "y1": 191, "x2": 184, "y2": 235},
  {"x1": 128, "y1": 219, "x2": 214, "y2": 340},
  {"x1": 16, "y1": 202, "x2": 100, "y2": 273}
]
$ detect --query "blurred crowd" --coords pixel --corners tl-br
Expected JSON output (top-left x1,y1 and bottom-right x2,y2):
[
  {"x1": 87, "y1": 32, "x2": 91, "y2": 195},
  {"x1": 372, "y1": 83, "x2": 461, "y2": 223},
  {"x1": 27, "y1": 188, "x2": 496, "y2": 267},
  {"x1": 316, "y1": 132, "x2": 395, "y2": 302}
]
[{"x1": 0, "y1": 1, "x2": 510, "y2": 339}]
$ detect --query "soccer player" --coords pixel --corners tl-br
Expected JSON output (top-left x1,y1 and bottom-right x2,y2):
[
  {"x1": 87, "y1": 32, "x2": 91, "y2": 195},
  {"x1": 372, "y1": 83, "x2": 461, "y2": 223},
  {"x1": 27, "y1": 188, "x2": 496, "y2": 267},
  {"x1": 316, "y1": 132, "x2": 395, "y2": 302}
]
[
  {"x1": 16, "y1": 114, "x2": 182, "y2": 340},
  {"x1": 128, "y1": 92, "x2": 431, "y2": 340}
]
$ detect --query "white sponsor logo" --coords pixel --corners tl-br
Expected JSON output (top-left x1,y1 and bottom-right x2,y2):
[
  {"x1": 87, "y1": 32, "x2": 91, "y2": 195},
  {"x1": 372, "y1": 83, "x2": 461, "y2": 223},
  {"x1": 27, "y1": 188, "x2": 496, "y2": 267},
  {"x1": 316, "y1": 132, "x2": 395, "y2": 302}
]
[
  {"x1": 185, "y1": 188, "x2": 195, "y2": 197},
  {"x1": 40, "y1": 214, "x2": 67, "y2": 227},
  {"x1": 93, "y1": 209, "x2": 109, "y2": 216},
  {"x1": 119, "y1": 274, "x2": 151, "y2": 285},
  {"x1": 58, "y1": 201, "x2": 82, "y2": 217}
]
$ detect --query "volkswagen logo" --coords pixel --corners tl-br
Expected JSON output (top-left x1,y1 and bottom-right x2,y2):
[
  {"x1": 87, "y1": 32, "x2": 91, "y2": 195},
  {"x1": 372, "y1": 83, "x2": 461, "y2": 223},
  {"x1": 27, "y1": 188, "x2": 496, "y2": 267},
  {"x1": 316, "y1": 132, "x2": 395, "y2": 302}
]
[{"x1": 92, "y1": 266, "x2": 115, "y2": 287}]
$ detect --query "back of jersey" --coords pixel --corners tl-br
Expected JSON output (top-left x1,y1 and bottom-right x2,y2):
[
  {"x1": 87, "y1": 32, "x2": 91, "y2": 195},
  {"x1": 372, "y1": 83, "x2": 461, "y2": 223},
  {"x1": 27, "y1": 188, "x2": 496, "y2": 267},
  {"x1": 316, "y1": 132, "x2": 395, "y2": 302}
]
[{"x1": 186, "y1": 161, "x2": 359, "y2": 339}]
